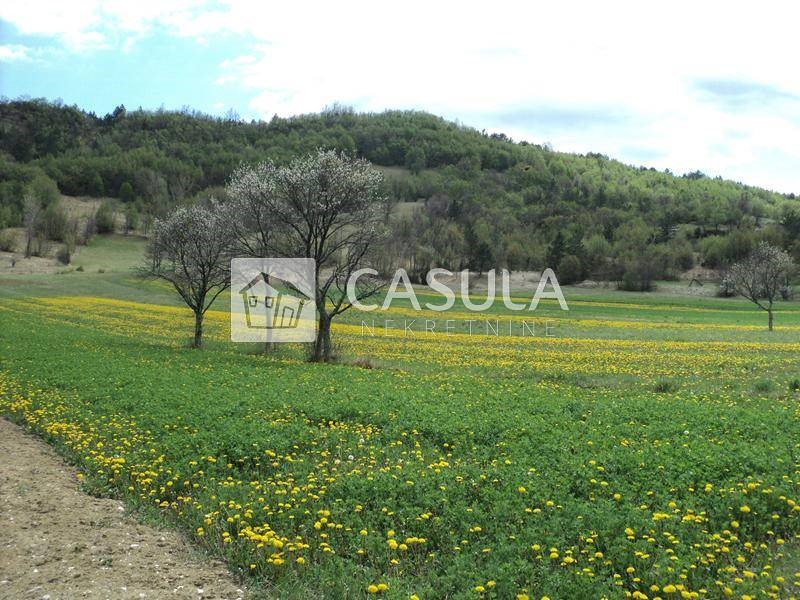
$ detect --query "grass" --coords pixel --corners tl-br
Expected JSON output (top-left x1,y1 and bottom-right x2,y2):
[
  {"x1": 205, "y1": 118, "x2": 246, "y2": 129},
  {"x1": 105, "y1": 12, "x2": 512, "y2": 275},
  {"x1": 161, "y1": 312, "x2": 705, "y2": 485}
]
[
  {"x1": 1, "y1": 239, "x2": 799, "y2": 599},
  {"x1": 70, "y1": 234, "x2": 148, "y2": 272}
]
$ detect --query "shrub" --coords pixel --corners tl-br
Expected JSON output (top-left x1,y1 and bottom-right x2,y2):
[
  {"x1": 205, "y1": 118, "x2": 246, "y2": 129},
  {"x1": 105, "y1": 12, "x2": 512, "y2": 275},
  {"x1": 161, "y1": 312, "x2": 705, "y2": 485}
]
[
  {"x1": 717, "y1": 275, "x2": 737, "y2": 297},
  {"x1": 37, "y1": 199, "x2": 69, "y2": 241},
  {"x1": 56, "y1": 246, "x2": 71, "y2": 265},
  {"x1": 0, "y1": 204, "x2": 14, "y2": 229},
  {"x1": 557, "y1": 254, "x2": 583, "y2": 285},
  {"x1": 27, "y1": 173, "x2": 59, "y2": 206},
  {"x1": 30, "y1": 235, "x2": 49, "y2": 258},
  {"x1": 83, "y1": 215, "x2": 97, "y2": 244},
  {"x1": 95, "y1": 201, "x2": 116, "y2": 233},
  {"x1": 0, "y1": 230, "x2": 15, "y2": 252},
  {"x1": 124, "y1": 205, "x2": 140, "y2": 234},
  {"x1": 618, "y1": 249, "x2": 668, "y2": 292}
]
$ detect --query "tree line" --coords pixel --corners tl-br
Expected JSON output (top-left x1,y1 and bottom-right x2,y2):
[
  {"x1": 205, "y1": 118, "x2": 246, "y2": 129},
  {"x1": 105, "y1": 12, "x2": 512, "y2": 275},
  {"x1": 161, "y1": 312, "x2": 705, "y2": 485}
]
[{"x1": 2, "y1": 97, "x2": 800, "y2": 289}]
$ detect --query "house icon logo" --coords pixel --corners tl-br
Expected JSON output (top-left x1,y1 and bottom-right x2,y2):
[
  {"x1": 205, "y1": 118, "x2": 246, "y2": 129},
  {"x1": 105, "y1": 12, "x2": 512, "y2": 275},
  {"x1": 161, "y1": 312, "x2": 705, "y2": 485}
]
[
  {"x1": 230, "y1": 258, "x2": 316, "y2": 343},
  {"x1": 239, "y1": 273, "x2": 309, "y2": 329}
]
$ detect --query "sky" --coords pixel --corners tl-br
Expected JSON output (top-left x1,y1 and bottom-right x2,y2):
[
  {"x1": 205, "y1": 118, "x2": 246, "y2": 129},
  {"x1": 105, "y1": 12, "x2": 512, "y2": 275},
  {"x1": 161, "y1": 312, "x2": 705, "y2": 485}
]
[{"x1": 1, "y1": 1, "x2": 799, "y2": 195}]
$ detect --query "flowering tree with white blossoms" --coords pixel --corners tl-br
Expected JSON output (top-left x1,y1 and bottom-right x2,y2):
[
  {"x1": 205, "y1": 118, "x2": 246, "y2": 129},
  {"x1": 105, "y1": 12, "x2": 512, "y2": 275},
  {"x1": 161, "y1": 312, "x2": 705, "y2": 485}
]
[
  {"x1": 724, "y1": 242, "x2": 794, "y2": 331},
  {"x1": 141, "y1": 200, "x2": 236, "y2": 348},
  {"x1": 228, "y1": 150, "x2": 386, "y2": 362}
]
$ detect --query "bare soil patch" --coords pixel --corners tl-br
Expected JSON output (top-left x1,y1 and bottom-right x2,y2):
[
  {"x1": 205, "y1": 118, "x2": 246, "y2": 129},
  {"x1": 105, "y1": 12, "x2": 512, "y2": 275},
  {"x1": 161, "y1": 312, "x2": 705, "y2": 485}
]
[{"x1": 0, "y1": 418, "x2": 247, "y2": 600}]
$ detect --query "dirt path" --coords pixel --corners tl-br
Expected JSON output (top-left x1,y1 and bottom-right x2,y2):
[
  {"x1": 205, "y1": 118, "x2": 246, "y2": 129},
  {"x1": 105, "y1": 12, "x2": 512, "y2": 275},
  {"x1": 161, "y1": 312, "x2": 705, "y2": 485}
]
[{"x1": 0, "y1": 418, "x2": 247, "y2": 600}]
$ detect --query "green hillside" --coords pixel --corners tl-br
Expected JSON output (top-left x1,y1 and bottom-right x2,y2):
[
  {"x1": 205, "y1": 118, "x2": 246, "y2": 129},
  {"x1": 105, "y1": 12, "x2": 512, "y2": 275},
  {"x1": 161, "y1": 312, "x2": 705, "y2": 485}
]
[{"x1": 2, "y1": 98, "x2": 799, "y2": 286}]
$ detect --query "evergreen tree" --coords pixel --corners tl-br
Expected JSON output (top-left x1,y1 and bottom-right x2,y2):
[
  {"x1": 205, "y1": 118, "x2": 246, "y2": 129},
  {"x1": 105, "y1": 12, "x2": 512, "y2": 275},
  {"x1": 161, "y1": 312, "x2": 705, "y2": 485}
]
[
  {"x1": 119, "y1": 181, "x2": 135, "y2": 203},
  {"x1": 89, "y1": 172, "x2": 105, "y2": 197}
]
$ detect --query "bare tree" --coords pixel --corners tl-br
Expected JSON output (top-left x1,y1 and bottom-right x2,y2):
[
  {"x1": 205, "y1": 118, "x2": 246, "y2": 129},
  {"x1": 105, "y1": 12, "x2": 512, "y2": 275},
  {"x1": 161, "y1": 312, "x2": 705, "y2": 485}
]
[
  {"x1": 724, "y1": 242, "x2": 794, "y2": 331},
  {"x1": 23, "y1": 193, "x2": 42, "y2": 258},
  {"x1": 228, "y1": 150, "x2": 386, "y2": 362},
  {"x1": 83, "y1": 214, "x2": 97, "y2": 245},
  {"x1": 168, "y1": 171, "x2": 195, "y2": 203},
  {"x1": 140, "y1": 201, "x2": 234, "y2": 348}
]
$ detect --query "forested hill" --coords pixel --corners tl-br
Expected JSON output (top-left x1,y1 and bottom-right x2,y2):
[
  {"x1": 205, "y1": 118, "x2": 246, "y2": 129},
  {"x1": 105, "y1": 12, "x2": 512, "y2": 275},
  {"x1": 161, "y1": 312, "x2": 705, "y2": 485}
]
[{"x1": 2, "y1": 98, "x2": 799, "y2": 285}]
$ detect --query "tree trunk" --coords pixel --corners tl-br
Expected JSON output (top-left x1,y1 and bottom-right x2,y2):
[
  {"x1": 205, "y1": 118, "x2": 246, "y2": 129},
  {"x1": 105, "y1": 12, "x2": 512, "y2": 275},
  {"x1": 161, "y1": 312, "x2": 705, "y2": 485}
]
[
  {"x1": 193, "y1": 311, "x2": 204, "y2": 348},
  {"x1": 768, "y1": 308, "x2": 774, "y2": 331},
  {"x1": 312, "y1": 313, "x2": 332, "y2": 362},
  {"x1": 25, "y1": 231, "x2": 32, "y2": 259},
  {"x1": 262, "y1": 273, "x2": 274, "y2": 354}
]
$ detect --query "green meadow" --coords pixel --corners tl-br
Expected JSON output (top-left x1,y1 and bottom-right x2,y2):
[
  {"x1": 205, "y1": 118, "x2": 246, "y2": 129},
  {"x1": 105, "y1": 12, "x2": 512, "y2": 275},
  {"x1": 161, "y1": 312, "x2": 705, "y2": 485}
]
[{"x1": 1, "y1": 236, "x2": 799, "y2": 599}]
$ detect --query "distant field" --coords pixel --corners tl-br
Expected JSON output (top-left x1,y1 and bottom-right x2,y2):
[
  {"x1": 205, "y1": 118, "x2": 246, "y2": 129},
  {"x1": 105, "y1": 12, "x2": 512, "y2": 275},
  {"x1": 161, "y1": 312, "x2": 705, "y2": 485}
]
[
  {"x1": 1, "y1": 239, "x2": 799, "y2": 599},
  {"x1": 70, "y1": 234, "x2": 148, "y2": 272}
]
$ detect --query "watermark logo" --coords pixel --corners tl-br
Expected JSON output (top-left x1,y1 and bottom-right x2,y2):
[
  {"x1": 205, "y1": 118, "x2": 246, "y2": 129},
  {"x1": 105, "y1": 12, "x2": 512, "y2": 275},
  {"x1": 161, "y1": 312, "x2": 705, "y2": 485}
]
[
  {"x1": 231, "y1": 260, "x2": 568, "y2": 342},
  {"x1": 231, "y1": 258, "x2": 316, "y2": 342},
  {"x1": 348, "y1": 267, "x2": 568, "y2": 312}
]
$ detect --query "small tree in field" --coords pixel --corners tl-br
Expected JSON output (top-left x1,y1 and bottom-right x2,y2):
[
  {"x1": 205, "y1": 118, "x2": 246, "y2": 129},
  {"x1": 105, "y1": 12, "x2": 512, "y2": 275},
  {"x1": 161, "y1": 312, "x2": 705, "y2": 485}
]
[
  {"x1": 141, "y1": 201, "x2": 234, "y2": 348},
  {"x1": 228, "y1": 150, "x2": 386, "y2": 362},
  {"x1": 23, "y1": 193, "x2": 42, "y2": 258},
  {"x1": 724, "y1": 242, "x2": 794, "y2": 331}
]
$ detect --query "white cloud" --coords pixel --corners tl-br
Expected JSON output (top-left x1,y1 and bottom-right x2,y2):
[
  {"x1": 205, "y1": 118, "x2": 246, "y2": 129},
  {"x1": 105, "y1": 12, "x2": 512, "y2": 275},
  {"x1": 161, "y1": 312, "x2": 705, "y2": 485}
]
[
  {"x1": 2, "y1": 0, "x2": 799, "y2": 192},
  {"x1": 0, "y1": 44, "x2": 32, "y2": 62},
  {"x1": 1, "y1": 1, "x2": 107, "y2": 50},
  {"x1": 0, "y1": 0, "x2": 205, "y2": 50}
]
